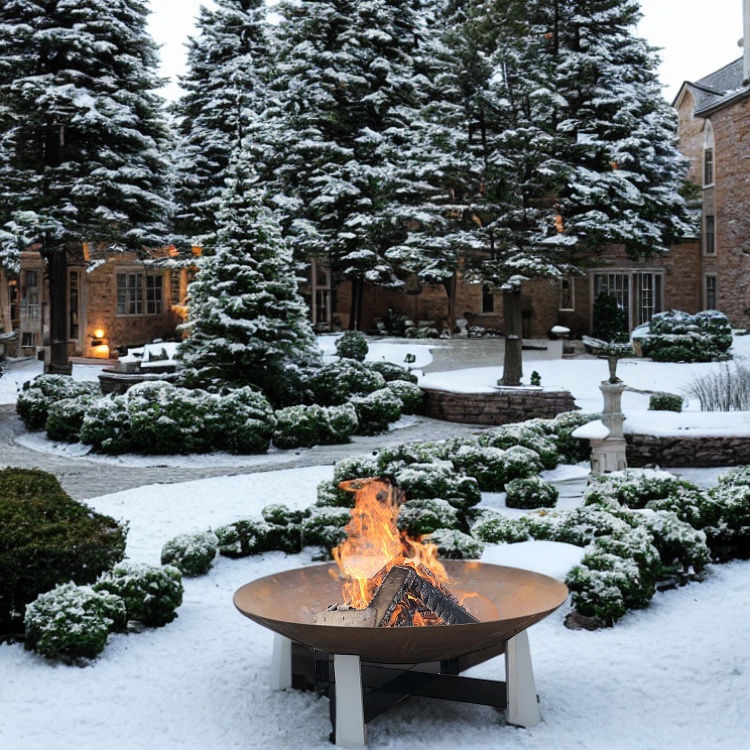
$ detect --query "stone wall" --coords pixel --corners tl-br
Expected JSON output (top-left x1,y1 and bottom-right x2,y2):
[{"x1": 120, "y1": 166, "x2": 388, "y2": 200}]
[
  {"x1": 421, "y1": 387, "x2": 577, "y2": 426},
  {"x1": 626, "y1": 434, "x2": 750, "y2": 468}
]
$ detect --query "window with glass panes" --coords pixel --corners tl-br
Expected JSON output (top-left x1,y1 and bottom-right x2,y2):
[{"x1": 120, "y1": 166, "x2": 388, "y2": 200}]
[
  {"x1": 704, "y1": 274, "x2": 717, "y2": 310},
  {"x1": 117, "y1": 271, "x2": 163, "y2": 315}
]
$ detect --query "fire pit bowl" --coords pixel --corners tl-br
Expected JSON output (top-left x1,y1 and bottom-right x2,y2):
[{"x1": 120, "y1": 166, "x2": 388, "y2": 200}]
[{"x1": 234, "y1": 561, "x2": 568, "y2": 664}]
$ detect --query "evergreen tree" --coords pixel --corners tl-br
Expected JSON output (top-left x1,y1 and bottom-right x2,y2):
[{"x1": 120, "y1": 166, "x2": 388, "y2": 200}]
[
  {"x1": 177, "y1": 156, "x2": 322, "y2": 405},
  {"x1": 264, "y1": 0, "x2": 443, "y2": 329},
  {"x1": 172, "y1": 0, "x2": 272, "y2": 248},
  {"x1": 0, "y1": 0, "x2": 172, "y2": 371}
]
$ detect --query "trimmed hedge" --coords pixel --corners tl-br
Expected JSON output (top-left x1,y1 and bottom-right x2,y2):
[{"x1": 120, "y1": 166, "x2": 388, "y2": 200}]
[
  {"x1": 0, "y1": 467, "x2": 127, "y2": 635},
  {"x1": 17, "y1": 375, "x2": 100, "y2": 431}
]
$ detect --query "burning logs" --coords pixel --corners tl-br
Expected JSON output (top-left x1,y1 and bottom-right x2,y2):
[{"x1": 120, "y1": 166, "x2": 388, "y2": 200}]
[{"x1": 315, "y1": 478, "x2": 481, "y2": 628}]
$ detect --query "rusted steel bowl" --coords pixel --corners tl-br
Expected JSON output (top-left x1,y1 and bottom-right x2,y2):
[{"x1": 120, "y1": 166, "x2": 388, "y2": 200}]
[{"x1": 234, "y1": 561, "x2": 568, "y2": 664}]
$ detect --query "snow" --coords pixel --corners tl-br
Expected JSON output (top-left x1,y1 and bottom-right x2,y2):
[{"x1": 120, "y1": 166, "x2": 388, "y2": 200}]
[{"x1": 2, "y1": 336, "x2": 750, "y2": 749}]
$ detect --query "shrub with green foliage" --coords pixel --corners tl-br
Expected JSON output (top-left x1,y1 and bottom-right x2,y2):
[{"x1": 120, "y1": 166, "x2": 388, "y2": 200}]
[
  {"x1": 393, "y1": 461, "x2": 481, "y2": 510},
  {"x1": 505, "y1": 476, "x2": 559, "y2": 509},
  {"x1": 592, "y1": 292, "x2": 629, "y2": 343},
  {"x1": 641, "y1": 309, "x2": 732, "y2": 363},
  {"x1": 351, "y1": 388, "x2": 403, "y2": 435},
  {"x1": 212, "y1": 386, "x2": 277, "y2": 454},
  {"x1": 386, "y1": 380, "x2": 423, "y2": 414},
  {"x1": 17, "y1": 375, "x2": 100, "y2": 430},
  {"x1": 300, "y1": 506, "x2": 351, "y2": 550},
  {"x1": 425, "y1": 528, "x2": 485, "y2": 559},
  {"x1": 335, "y1": 331, "x2": 369, "y2": 361},
  {"x1": 95, "y1": 563, "x2": 183, "y2": 627},
  {"x1": 397, "y1": 498, "x2": 461, "y2": 537},
  {"x1": 215, "y1": 518, "x2": 302, "y2": 557},
  {"x1": 45, "y1": 394, "x2": 100, "y2": 442},
  {"x1": 0, "y1": 467, "x2": 127, "y2": 634},
  {"x1": 261, "y1": 504, "x2": 307, "y2": 526},
  {"x1": 273, "y1": 403, "x2": 359, "y2": 449},
  {"x1": 448, "y1": 444, "x2": 508, "y2": 492},
  {"x1": 648, "y1": 393, "x2": 684, "y2": 412},
  {"x1": 79, "y1": 394, "x2": 132, "y2": 453},
  {"x1": 311, "y1": 360, "x2": 386, "y2": 406},
  {"x1": 161, "y1": 531, "x2": 219, "y2": 576},
  {"x1": 705, "y1": 484, "x2": 750, "y2": 561},
  {"x1": 470, "y1": 510, "x2": 530, "y2": 544},
  {"x1": 480, "y1": 423, "x2": 558, "y2": 470},
  {"x1": 24, "y1": 583, "x2": 126, "y2": 661},
  {"x1": 366, "y1": 361, "x2": 418, "y2": 384},
  {"x1": 551, "y1": 412, "x2": 600, "y2": 463}
]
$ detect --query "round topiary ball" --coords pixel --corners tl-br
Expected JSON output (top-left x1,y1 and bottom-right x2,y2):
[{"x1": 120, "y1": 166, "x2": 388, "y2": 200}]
[
  {"x1": 335, "y1": 331, "x2": 369, "y2": 361},
  {"x1": 505, "y1": 476, "x2": 559, "y2": 509},
  {"x1": 161, "y1": 531, "x2": 219, "y2": 576}
]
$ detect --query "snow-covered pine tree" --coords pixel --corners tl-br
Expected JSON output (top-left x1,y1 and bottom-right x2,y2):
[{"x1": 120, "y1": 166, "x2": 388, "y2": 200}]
[
  {"x1": 172, "y1": 0, "x2": 273, "y2": 249},
  {"x1": 265, "y1": 0, "x2": 443, "y2": 329},
  {"x1": 0, "y1": 0, "x2": 172, "y2": 371},
  {"x1": 177, "y1": 155, "x2": 322, "y2": 406}
]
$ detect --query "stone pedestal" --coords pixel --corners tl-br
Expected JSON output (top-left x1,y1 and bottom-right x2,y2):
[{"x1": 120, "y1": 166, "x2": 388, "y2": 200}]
[{"x1": 591, "y1": 380, "x2": 627, "y2": 474}]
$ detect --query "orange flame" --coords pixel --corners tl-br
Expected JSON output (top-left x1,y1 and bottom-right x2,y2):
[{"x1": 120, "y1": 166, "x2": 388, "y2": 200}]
[{"x1": 331, "y1": 478, "x2": 449, "y2": 611}]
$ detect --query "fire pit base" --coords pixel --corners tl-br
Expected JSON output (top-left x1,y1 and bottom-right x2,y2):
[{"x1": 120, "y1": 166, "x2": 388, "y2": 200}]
[{"x1": 271, "y1": 630, "x2": 541, "y2": 748}]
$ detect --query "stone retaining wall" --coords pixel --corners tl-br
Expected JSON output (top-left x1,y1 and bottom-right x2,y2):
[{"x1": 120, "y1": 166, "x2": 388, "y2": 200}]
[
  {"x1": 626, "y1": 434, "x2": 750, "y2": 468},
  {"x1": 421, "y1": 387, "x2": 577, "y2": 426}
]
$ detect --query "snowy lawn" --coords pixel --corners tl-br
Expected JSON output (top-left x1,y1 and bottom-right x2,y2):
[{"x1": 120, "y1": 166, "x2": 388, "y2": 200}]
[{"x1": 2, "y1": 337, "x2": 750, "y2": 749}]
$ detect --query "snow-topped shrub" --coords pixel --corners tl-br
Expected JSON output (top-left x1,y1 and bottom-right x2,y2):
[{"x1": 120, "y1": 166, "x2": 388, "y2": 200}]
[
  {"x1": 333, "y1": 455, "x2": 380, "y2": 484},
  {"x1": 592, "y1": 292, "x2": 628, "y2": 343},
  {"x1": 505, "y1": 476, "x2": 559, "y2": 509},
  {"x1": 393, "y1": 461, "x2": 482, "y2": 510},
  {"x1": 315, "y1": 480, "x2": 350, "y2": 507},
  {"x1": 397, "y1": 498, "x2": 461, "y2": 537},
  {"x1": 499, "y1": 445, "x2": 545, "y2": 483},
  {"x1": 17, "y1": 375, "x2": 100, "y2": 431},
  {"x1": 566, "y1": 552, "x2": 649, "y2": 626},
  {"x1": 261, "y1": 504, "x2": 306, "y2": 526},
  {"x1": 160, "y1": 531, "x2": 219, "y2": 576},
  {"x1": 0, "y1": 467, "x2": 127, "y2": 635},
  {"x1": 449, "y1": 444, "x2": 510, "y2": 492},
  {"x1": 299, "y1": 507, "x2": 350, "y2": 551},
  {"x1": 366, "y1": 361, "x2": 418, "y2": 384},
  {"x1": 426, "y1": 528, "x2": 484, "y2": 559},
  {"x1": 95, "y1": 564, "x2": 183, "y2": 627},
  {"x1": 705, "y1": 484, "x2": 750, "y2": 561},
  {"x1": 311, "y1": 360, "x2": 385, "y2": 406},
  {"x1": 717, "y1": 465, "x2": 750, "y2": 488},
  {"x1": 351, "y1": 388, "x2": 402, "y2": 435},
  {"x1": 273, "y1": 403, "x2": 358, "y2": 449},
  {"x1": 45, "y1": 394, "x2": 100, "y2": 442},
  {"x1": 212, "y1": 386, "x2": 276, "y2": 454},
  {"x1": 79, "y1": 394, "x2": 132, "y2": 453},
  {"x1": 386, "y1": 380, "x2": 423, "y2": 414},
  {"x1": 480, "y1": 423, "x2": 558, "y2": 470},
  {"x1": 321, "y1": 403, "x2": 359, "y2": 443},
  {"x1": 215, "y1": 518, "x2": 302, "y2": 557},
  {"x1": 470, "y1": 510, "x2": 530, "y2": 544},
  {"x1": 634, "y1": 510, "x2": 710, "y2": 575},
  {"x1": 24, "y1": 583, "x2": 126, "y2": 661},
  {"x1": 641, "y1": 309, "x2": 732, "y2": 363},
  {"x1": 375, "y1": 442, "x2": 442, "y2": 474},
  {"x1": 335, "y1": 331, "x2": 369, "y2": 361},
  {"x1": 648, "y1": 393, "x2": 683, "y2": 412}
]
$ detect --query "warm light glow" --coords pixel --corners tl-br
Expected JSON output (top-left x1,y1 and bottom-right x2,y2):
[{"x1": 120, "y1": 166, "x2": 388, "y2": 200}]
[
  {"x1": 191, "y1": 245, "x2": 202, "y2": 257},
  {"x1": 93, "y1": 328, "x2": 105, "y2": 339},
  {"x1": 331, "y1": 478, "x2": 450, "y2": 618},
  {"x1": 91, "y1": 344, "x2": 110, "y2": 359}
]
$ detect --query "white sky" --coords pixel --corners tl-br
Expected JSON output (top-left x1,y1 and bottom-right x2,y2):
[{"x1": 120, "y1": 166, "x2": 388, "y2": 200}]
[{"x1": 146, "y1": 0, "x2": 744, "y2": 103}]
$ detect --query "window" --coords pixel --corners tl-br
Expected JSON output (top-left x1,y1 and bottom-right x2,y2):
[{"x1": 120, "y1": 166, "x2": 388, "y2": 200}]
[
  {"x1": 704, "y1": 274, "x2": 718, "y2": 310},
  {"x1": 592, "y1": 270, "x2": 664, "y2": 330},
  {"x1": 559, "y1": 276, "x2": 575, "y2": 311},
  {"x1": 703, "y1": 121, "x2": 715, "y2": 187},
  {"x1": 703, "y1": 148, "x2": 714, "y2": 186},
  {"x1": 481, "y1": 284, "x2": 495, "y2": 314},
  {"x1": 170, "y1": 269, "x2": 182, "y2": 306},
  {"x1": 117, "y1": 271, "x2": 163, "y2": 316},
  {"x1": 704, "y1": 214, "x2": 716, "y2": 255},
  {"x1": 21, "y1": 270, "x2": 40, "y2": 320}
]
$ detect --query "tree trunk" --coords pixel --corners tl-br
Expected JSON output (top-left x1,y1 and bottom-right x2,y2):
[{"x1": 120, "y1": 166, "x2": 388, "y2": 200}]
[
  {"x1": 43, "y1": 248, "x2": 72, "y2": 374},
  {"x1": 441, "y1": 273, "x2": 457, "y2": 336},
  {"x1": 501, "y1": 287, "x2": 523, "y2": 386},
  {"x1": 349, "y1": 277, "x2": 364, "y2": 331}
]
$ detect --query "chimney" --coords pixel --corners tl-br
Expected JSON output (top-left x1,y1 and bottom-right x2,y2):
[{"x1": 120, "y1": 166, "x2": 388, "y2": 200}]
[{"x1": 745, "y1": 0, "x2": 750, "y2": 82}]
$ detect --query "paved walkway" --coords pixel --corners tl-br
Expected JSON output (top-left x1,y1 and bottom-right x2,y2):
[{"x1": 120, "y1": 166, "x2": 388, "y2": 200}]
[{"x1": 0, "y1": 338, "x2": 580, "y2": 500}]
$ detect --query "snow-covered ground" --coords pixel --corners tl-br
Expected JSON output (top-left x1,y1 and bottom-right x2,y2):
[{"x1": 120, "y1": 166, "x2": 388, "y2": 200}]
[{"x1": 1, "y1": 338, "x2": 749, "y2": 749}]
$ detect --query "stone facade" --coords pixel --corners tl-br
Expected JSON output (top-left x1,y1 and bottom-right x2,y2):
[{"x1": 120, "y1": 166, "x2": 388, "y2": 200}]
[
  {"x1": 421, "y1": 386, "x2": 577, "y2": 425},
  {"x1": 626, "y1": 434, "x2": 750, "y2": 468}
]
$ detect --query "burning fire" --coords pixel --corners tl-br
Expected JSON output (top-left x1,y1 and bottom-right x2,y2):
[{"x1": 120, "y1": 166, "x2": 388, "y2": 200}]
[{"x1": 331, "y1": 478, "x2": 452, "y2": 625}]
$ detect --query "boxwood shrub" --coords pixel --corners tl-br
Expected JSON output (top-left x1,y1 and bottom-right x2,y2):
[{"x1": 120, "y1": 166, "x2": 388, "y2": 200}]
[
  {"x1": 397, "y1": 498, "x2": 461, "y2": 537},
  {"x1": 470, "y1": 510, "x2": 530, "y2": 544},
  {"x1": 273, "y1": 403, "x2": 358, "y2": 449},
  {"x1": 351, "y1": 388, "x2": 403, "y2": 435},
  {"x1": 95, "y1": 563, "x2": 183, "y2": 627},
  {"x1": 386, "y1": 380, "x2": 424, "y2": 414},
  {"x1": 641, "y1": 309, "x2": 732, "y2": 363},
  {"x1": 215, "y1": 519, "x2": 302, "y2": 557},
  {"x1": 45, "y1": 394, "x2": 100, "y2": 442},
  {"x1": 24, "y1": 583, "x2": 127, "y2": 661},
  {"x1": 161, "y1": 531, "x2": 219, "y2": 576},
  {"x1": 310, "y1": 360, "x2": 386, "y2": 406},
  {"x1": 17, "y1": 375, "x2": 101, "y2": 431},
  {"x1": 366, "y1": 361, "x2": 418, "y2": 384},
  {"x1": 505, "y1": 476, "x2": 559, "y2": 509},
  {"x1": 648, "y1": 394, "x2": 684, "y2": 412},
  {"x1": 425, "y1": 528, "x2": 485, "y2": 560},
  {"x1": 335, "y1": 331, "x2": 369, "y2": 361},
  {"x1": 0, "y1": 467, "x2": 127, "y2": 635},
  {"x1": 393, "y1": 461, "x2": 481, "y2": 510}
]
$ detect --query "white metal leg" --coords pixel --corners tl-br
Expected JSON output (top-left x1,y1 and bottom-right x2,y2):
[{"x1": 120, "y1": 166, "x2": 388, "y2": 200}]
[
  {"x1": 333, "y1": 653, "x2": 367, "y2": 747},
  {"x1": 504, "y1": 629, "x2": 541, "y2": 728},
  {"x1": 270, "y1": 633, "x2": 293, "y2": 690}
]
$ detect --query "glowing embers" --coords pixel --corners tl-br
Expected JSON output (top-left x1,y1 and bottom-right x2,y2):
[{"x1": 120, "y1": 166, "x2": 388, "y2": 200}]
[{"x1": 316, "y1": 478, "x2": 479, "y2": 628}]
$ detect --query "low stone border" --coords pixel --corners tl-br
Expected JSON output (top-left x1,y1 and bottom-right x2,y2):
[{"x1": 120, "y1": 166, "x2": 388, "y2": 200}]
[
  {"x1": 626, "y1": 434, "x2": 750, "y2": 468},
  {"x1": 421, "y1": 386, "x2": 577, "y2": 426},
  {"x1": 98, "y1": 369, "x2": 179, "y2": 395}
]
